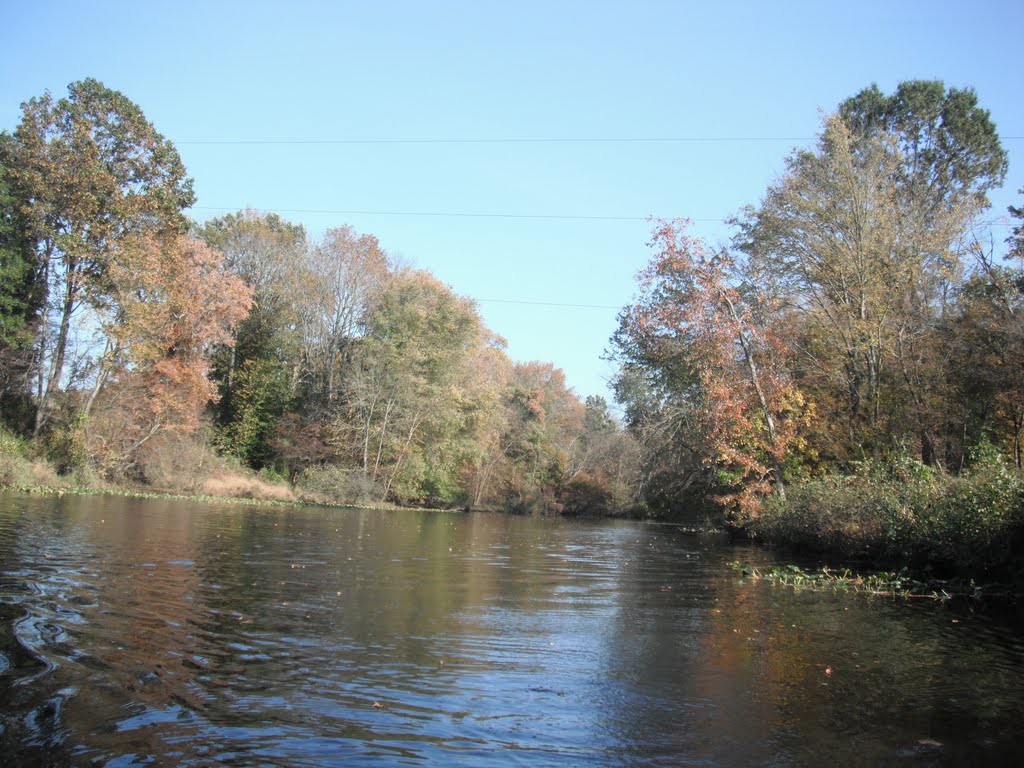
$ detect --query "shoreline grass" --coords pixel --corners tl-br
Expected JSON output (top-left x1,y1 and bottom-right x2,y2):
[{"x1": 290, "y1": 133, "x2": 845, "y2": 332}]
[{"x1": 0, "y1": 479, "x2": 450, "y2": 514}]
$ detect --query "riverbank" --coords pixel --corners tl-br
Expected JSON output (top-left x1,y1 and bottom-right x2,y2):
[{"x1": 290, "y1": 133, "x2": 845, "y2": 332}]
[
  {"x1": 0, "y1": 425, "x2": 460, "y2": 513},
  {"x1": 746, "y1": 455, "x2": 1024, "y2": 597}
]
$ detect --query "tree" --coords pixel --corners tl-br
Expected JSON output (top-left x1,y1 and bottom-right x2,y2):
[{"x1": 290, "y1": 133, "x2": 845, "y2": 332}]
[
  {"x1": 561, "y1": 395, "x2": 642, "y2": 515},
  {"x1": 497, "y1": 361, "x2": 586, "y2": 511},
  {"x1": 86, "y1": 232, "x2": 251, "y2": 476},
  {"x1": 340, "y1": 270, "x2": 488, "y2": 504},
  {"x1": 949, "y1": 192, "x2": 1024, "y2": 467},
  {"x1": 735, "y1": 115, "x2": 977, "y2": 464},
  {"x1": 0, "y1": 133, "x2": 40, "y2": 430},
  {"x1": 299, "y1": 225, "x2": 389, "y2": 406},
  {"x1": 6, "y1": 79, "x2": 195, "y2": 435},
  {"x1": 197, "y1": 210, "x2": 307, "y2": 437},
  {"x1": 839, "y1": 80, "x2": 1007, "y2": 211},
  {"x1": 0, "y1": 134, "x2": 35, "y2": 348},
  {"x1": 613, "y1": 220, "x2": 805, "y2": 517}
]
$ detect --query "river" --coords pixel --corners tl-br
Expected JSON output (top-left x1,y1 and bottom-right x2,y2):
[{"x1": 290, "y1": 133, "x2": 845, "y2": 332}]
[{"x1": 0, "y1": 491, "x2": 1022, "y2": 766}]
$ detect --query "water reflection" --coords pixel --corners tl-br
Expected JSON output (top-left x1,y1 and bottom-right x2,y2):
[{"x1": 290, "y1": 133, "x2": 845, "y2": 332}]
[{"x1": 1, "y1": 492, "x2": 1022, "y2": 766}]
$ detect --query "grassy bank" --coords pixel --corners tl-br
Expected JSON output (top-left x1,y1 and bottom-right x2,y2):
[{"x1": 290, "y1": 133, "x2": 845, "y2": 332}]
[
  {"x1": 0, "y1": 426, "x2": 442, "y2": 513},
  {"x1": 750, "y1": 454, "x2": 1024, "y2": 590}
]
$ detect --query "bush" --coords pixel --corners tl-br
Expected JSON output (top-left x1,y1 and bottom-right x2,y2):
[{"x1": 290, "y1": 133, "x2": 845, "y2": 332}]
[
  {"x1": 201, "y1": 471, "x2": 295, "y2": 501},
  {"x1": 561, "y1": 473, "x2": 614, "y2": 516},
  {"x1": 754, "y1": 456, "x2": 1024, "y2": 577},
  {"x1": 296, "y1": 465, "x2": 383, "y2": 505},
  {"x1": 133, "y1": 430, "x2": 219, "y2": 492},
  {"x1": 44, "y1": 414, "x2": 89, "y2": 475},
  {"x1": 0, "y1": 427, "x2": 34, "y2": 486}
]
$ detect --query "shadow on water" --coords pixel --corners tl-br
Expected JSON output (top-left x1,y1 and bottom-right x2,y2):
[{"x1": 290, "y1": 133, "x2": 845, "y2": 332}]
[{"x1": 1, "y1": 491, "x2": 1023, "y2": 766}]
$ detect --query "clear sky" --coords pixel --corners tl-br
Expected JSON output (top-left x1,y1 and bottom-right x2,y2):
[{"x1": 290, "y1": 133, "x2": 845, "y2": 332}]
[{"x1": 3, "y1": 0, "x2": 1022, "y2": 404}]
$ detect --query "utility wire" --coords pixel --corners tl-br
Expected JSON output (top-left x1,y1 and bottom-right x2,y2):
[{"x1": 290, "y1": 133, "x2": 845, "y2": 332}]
[
  {"x1": 478, "y1": 298, "x2": 620, "y2": 310},
  {"x1": 177, "y1": 135, "x2": 1024, "y2": 146},
  {"x1": 191, "y1": 205, "x2": 725, "y2": 223},
  {"x1": 192, "y1": 205, "x2": 1016, "y2": 228}
]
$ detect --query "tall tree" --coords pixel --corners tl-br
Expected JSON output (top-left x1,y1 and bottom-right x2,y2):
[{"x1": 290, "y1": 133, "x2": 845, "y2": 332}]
[
  {"x1": 0, "y1": 133, "x2": 40, "y2": 430},
  {"x1": 6, "y1": 79, "x2": 195, "y2": 435},
  {"x1": 0, "y1": 134, "x2": 35, "y2": 348},
  {"x1": 838, "y1": 80, "x2": 1007, "y2": 210},
  {"x1": 735, "y1": 115, "x2": 978, "y2": 464},
  {"x1": 950, "y1": 192, "x2": 1024, "y2": 467},
  {"x1": 197, "y1": 210, "x2": 306, "y2": 463},
  {"x1": 341, "y1": 270, "x2": 487, "y2": 503}
]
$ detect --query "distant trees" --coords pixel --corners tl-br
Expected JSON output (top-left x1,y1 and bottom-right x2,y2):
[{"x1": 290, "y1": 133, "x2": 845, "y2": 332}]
[
  {"x1": 187, "y1": 205, "x2": 643, "y2": 511},
  {"x1": 0, "y1": 77, "x2": 649, "y2": 515},
  {"x1": 338, "y1": 270, "x2": 486, "y2": 502}
]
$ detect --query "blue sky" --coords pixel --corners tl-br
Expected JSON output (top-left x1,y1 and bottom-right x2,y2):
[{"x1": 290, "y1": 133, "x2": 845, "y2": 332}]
[{"x1": 3, "y1": 0, "x2": 1022, "y2": 403}]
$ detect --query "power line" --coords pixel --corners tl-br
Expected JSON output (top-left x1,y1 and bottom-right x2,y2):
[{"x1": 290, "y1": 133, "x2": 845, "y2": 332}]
[
  {"x1": 177, "y1": 135, "x2": 1024, "y2": 146},
  {"x1": 191, "y1": 205, "x2": 1017, "y2": 228},
  {"x1": 180, "y1": 136, "x2": 812, "y2": 146},
  {"x1": 191, "y1": 205, "x2": 726, "y2": 223},
  {"x1": 478, "y1": 298, "x2": 620, "y2": 310}
]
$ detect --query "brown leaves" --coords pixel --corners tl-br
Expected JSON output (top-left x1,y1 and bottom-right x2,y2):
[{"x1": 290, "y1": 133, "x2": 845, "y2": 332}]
[
  {"x1": 108, "y1": 232, "x2": 253, "y2": 434},
  {"x1": 618, "y1": 220, "x2": 806, "y2": 518}
]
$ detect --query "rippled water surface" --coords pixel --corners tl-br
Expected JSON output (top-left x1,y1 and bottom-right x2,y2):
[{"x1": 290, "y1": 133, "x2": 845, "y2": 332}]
[{"x1": 1, "y1": 492, "x2": 1023, "y2": 766}]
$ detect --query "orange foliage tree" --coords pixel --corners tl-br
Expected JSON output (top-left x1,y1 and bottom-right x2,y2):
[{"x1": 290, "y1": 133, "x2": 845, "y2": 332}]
[
  {"x1": 86, "y1": 233, "x2": 252, "y2": 473},
  {"x1": 614, "y1": 220, "x2": 807, "y2": 518}
]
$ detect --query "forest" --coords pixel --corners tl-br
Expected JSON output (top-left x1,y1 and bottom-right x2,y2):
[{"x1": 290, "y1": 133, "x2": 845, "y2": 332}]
[{"x1": 1, "y1": 78, "x2": 1023, "y2": 575}]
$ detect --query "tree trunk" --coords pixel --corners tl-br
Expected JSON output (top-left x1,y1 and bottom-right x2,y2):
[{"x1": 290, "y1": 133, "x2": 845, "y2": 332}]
[
  {"x1": 34, "y1": 272, "x2": 77, "y2": 437},
  {"x1": 722, "y1": 292, "x2": 786, "y2": 499}
]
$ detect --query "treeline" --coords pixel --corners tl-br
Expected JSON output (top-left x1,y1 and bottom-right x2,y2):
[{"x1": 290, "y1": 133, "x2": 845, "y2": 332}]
[
  {"x1": 4, "y1": 76, "x2": 1022, "y2": 533},
  {"x1": 611, "y1": 80, "x2": 1024, "y2": 540},
  {"x1": 0, "y1": 78, "x2": 640, "y2": 513}
]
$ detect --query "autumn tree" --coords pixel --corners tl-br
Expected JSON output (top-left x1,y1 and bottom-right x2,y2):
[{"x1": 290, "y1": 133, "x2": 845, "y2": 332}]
[
  {"x1": 613, "y1": 220, "x2": 805, "y2": 517},
  {"x1": 948, "y1": 193, "x2": 1024, "y2": 467},
  {"x1": 735, "y1": 114, "x2": 983, "y2": 465},
  {"x1": 6, "y1": 79, "x2": 195, "y2": 435},
  {"x1": 487, "y1": 362, "x2": 587, "y2": 512},
  {"x1": 559, "y1": 395, "x2": 642, "y2": 516},
  {"x1": 85, "y1": 233, "x2": 251, "y2": 477},
  {"x1": 459, "y1": 335, "x2": 515, "y2": 508}
]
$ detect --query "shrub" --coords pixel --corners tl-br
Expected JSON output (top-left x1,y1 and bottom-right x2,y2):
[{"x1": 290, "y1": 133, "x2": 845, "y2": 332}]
[
  {"x1": 44, "y1": 414, "x2": 89, "y2": 475},
  {"x1": 0, "y1": 426, "x2": 34, "y2": 486},
  {"x1": 133, "y1": 429, "x2": 219, "y2": 492},
  {"x1": 560, "y1": 473, "x2": 615, "y2": 516},
  {"x1": 296, "y1": 465, "x2": 383, "y2": 505},
  {"x1": 754, "y1": 456, "x2": 1024, "y2": 577}
]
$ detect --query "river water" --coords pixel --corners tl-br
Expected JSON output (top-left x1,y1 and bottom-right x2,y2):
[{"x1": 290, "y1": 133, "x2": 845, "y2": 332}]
[{"x1": 0, "y1": 492, "x2": 1022, "y2": 766}]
